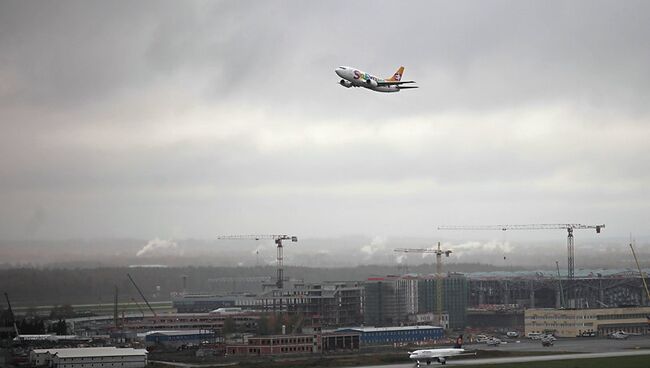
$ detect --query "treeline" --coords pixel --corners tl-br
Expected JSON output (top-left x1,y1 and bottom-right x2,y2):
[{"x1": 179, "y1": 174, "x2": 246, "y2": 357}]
[
  {"x1": 1, "y1": 263, "x2": 513, "y2": 307},
  {"x1": 0, "y1": 306, "x2": 69, "y2": 338}
]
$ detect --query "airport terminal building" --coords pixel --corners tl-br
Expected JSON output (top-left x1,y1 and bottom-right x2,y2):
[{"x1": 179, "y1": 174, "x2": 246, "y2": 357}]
[{"x1": 525, "y1": 306, "x2": 650, "y2": 337}]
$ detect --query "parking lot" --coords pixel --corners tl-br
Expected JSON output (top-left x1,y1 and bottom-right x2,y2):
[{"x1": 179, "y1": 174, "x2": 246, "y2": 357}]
[{"x1": 464, "y1": 335, "x2": 650, "y2": 353}]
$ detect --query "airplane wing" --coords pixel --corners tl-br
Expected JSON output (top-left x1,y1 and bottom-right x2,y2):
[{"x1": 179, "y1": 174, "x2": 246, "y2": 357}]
[
  {"x1": 456, "y1": 352, "x2": 478, "y2": 357},
  {"x1": 377, "y1": 80, "x2": 416, "y2": 86}
]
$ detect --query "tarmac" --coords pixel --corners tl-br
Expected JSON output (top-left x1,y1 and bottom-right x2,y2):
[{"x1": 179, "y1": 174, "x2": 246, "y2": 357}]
[
  {"x1": 374, "y1": 336, "x2": 650, "y2": 367},
  {"x1": 150, "y1": 337, "x2": 650, "y2": 367}
]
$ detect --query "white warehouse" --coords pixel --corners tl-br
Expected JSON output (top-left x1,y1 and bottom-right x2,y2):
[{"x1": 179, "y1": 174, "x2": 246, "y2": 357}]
[{"x1": 30, "y1": 347, "x2": 147, "y2": 368}]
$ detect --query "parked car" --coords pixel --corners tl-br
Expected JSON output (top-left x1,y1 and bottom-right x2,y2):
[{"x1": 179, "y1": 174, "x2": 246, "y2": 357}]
[
  {"x1": 486, "y1": 338, "x2": 502, "y2": 346},
  {"x1": 577, "y1": 331, "x2": 596, "y2": 337},
  {"x1": 475, "y1": 334, "x2": 489, "y2": 343},
  {"x1": 541, "y1": 338, "x2": 554, "y2": 347},
  {"x1": 541, "y1": 334, "x2": 556, "y2": 341},
  {"x1": 506, "y1": 331, "x2": 519, "y2": 338}
]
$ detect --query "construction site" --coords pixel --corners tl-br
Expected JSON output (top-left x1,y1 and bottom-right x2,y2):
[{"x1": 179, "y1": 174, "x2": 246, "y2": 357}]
[{"x1": 3, "y1": 228, "x2": 650, "y2": 368}]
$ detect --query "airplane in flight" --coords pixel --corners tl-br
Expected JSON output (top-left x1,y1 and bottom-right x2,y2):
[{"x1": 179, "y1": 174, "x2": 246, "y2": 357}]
[
  {"x1": 335, "y1": 66, "x2": 418, "y2": 92},
  {"x1": 408, "y1": 335, "x2": 474, "y2": 366}
]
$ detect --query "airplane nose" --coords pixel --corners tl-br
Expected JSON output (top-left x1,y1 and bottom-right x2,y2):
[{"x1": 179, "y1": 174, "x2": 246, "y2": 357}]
[{"x1": 335, "y1": 68, "x2": 345, "y2": 77}]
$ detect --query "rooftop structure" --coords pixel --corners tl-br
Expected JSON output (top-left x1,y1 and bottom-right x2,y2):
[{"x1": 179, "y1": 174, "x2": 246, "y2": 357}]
[{"x1": 30, "y1": 347, "x2": 147, "y2": 368}]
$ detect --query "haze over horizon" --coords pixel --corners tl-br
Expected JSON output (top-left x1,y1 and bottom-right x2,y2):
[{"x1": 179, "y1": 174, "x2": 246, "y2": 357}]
[
  {"x1": 1, "y1": 235, "x2": 647, "y2": 270},
  {"x1": 1, "y1": 1, "x2": 649, "y2": 251}
]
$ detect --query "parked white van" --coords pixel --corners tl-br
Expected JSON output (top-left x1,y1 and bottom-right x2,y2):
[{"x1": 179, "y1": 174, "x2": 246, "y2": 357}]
[{"x1": 527, "y1": 332, "x2": 543, "y2": 340}]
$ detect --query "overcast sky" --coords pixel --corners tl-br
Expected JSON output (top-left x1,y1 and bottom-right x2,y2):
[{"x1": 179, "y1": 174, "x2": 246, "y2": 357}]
[{"x1": 1, "y1": 0, "x2": 649, "y2": 243}]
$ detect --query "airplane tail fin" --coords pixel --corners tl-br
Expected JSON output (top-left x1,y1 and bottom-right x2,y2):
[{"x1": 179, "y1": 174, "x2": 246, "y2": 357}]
[
  {"x1": 453, "y1": 335, "x2": 463, "y2": 349},
  {"x1": 387, "y1": 66, "x2": 404, "y2": 81}
]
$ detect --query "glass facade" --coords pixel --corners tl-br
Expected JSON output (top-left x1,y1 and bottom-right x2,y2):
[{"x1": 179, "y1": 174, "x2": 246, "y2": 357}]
[{"x1": 418, "y1": 275, "x2": 468, "y2": 329}]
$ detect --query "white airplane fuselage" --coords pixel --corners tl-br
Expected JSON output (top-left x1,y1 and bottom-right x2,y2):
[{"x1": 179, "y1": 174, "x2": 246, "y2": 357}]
[
  {"x1": 335, "y1": 66, "x2": 400, "y2": 92},
  {"x1": 409, "y1": 348, "x2": 465, "y2": 365}
]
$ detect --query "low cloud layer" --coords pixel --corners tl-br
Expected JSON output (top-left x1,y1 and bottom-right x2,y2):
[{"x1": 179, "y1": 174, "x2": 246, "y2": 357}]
[{"x1": 0, "y1": 1, "x2": 649, "y2": 242}]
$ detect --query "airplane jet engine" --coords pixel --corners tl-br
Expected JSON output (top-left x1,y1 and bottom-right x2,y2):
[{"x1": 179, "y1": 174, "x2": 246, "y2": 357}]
[
  {"x1": 339, "y1": 79, "x2": 353, "y2": 88},
  {"x1": 365, "y1": 79, "x2": 378, "y2": 88}
]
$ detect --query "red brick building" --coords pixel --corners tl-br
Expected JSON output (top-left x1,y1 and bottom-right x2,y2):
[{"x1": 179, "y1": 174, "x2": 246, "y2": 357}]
[{"x1": 226, "y1": 334, "x2": 316, "y2": 356}]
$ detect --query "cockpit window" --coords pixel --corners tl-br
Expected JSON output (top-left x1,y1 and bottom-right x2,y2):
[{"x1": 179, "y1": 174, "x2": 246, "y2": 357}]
[{"x1": 339, "y1": 66, "x2": 347, "y2": 70}]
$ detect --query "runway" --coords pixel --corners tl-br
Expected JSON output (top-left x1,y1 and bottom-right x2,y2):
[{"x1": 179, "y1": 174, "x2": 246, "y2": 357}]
[
  {"x1": 365, "y1": 350, "x2": 650, "y2": 368},
  {"x1": 447, "y1": 350, "x2": 650, "y2": 365},
  {"x1": 358, "y1": 337, "x2": 650, "y2": 368}
]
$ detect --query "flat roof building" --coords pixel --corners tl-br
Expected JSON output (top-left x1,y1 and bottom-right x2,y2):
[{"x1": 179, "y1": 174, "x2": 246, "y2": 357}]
[
  {"x1": 30, "y1": 347, "x2": 147, "y2": 368},
  {"x1": 525, "y1": 306, "x2": 650, "y2": 337},
  {"x1": 143, "y1": 330, "x2": 217, "y2": 348},
  {"x1": 335, "y1": 325, "x2": 443, "y2": 345},
  {"x1": 226, "y1": 334, "x2": 317, "y2": 356}
]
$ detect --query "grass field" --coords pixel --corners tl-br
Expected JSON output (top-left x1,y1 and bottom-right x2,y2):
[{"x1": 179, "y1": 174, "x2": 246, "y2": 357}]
[{"x1": 450, "y1": 355, "x2": 649, "y2": 368}]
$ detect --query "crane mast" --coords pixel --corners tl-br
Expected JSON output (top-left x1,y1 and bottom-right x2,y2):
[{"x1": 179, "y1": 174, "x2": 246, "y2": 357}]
[
  {"x1": 127, "y1": 273, "x2": 158, "y2": 318},
  {"x1": 217, "y1": 234, "x2": 298, "y2": 289},
  {"x1": 394, "y1": 242, "x2": 452, "y2": 328},
  {"x1": 629, "y1": 242, "x2": 650, "y2": 304},
  {"x1": 439, "y1": 223, "x2": 604, "y2": 307},
  {"x1": 4, "y1": 292, "x2": 20, "y2": 338}
]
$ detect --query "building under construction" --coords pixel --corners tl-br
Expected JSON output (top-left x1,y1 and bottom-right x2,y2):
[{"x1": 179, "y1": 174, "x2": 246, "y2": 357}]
[
  {"x1": 467, "y1": 271, "x2": 650, "y2": 309},
  {"x1": 363, "y1": 274, "x2": 468, "y2": 329},
  {"x1": 419, "y1": 274, "x2": 468, "y2": 329},
  {"x1": 363, "y1": 276, "x2": 409, "y2": 327},
  {"x1": 172, "y1": 281, "x2": 363, "y2": 328}
]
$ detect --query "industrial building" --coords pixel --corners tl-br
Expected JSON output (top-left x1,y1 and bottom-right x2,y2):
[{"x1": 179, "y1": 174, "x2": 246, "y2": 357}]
[
  {"x1": 30, "y1": 347, "x2": 147, "y2": 368},
  {"x1": 320, "y1": 331, "x2": 361, "y2": 352},
  {"x1": 335, "y1": 325, "x2": 443, "y2": 345},
  {"x1": 468, "y1": 271, "x2": 650, "y2": 309},
  {"x1": 524, "y1": 306, "x2": 650, "y2": 337},
  {"x1": 143, "y1": 330, "x2": 217, "y2": 348},
  {"x1": 66, "y1": 311, "x2": 261, "y2": 336},
  {"x1": 226, "y1": 334, "x2": 317, "y2": 356},
  {"x1": 171, "y1": 293, "x2": 259, "y2": 313}
]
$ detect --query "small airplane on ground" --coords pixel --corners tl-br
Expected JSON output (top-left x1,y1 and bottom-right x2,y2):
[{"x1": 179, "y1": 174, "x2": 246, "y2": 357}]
[
  {"x1": 408, "y1": 335, "x2": 474, "y2": 366},
  {"x1": 335, "y1": 66, "x2": 418, "y2": 92},
  {"x1": 608, "y1": 330, "x2": 641, "y2": 339}
]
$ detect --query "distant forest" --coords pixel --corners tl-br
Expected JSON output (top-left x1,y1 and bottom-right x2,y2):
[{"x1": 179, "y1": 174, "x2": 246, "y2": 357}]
[{"x1": 1, "y1": 263, "x2": 513, "y2": 307}]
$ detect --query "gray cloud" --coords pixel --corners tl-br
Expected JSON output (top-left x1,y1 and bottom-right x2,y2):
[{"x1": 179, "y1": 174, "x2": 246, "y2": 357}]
[{"x1": 0, "y1": 1, "x2": 649, "y2": 243}]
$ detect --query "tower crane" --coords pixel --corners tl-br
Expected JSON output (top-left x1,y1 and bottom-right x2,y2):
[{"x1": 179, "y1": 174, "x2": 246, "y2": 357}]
[
  {"x1": 438, "y1": 224, "x2": 603, "y2": 280},
  {"x1": 127, "y1": 273, "x2": 157, "y2": 318},
  {"x1": 629, "y1": 242, "x2": 650, "y2": 304},
  {"x1": 438, "y1": 224, "x2": 604, "y2": 306},
  {"x1": 4, "y1": 292, "x2": 20, "y2": 338},
  {"x1": 217, "y1": 235, "x2": 298, "y2": 289},
  {"x1": 394, "y1": 242, "x2": 452, "y2": 327}
]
